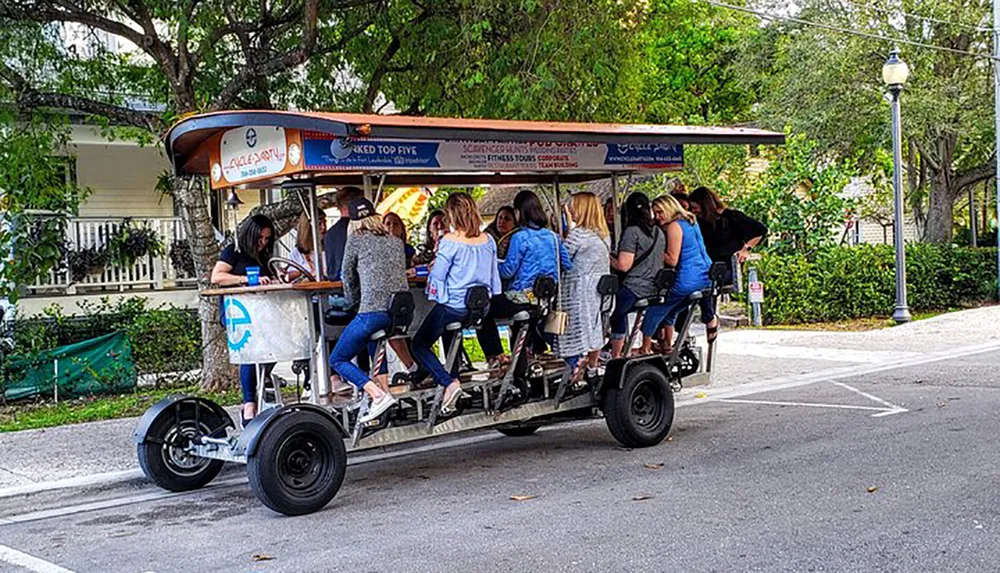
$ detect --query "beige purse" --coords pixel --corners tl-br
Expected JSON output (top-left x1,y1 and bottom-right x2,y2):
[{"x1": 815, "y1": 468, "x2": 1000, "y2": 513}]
[
  {"x1": 545, "y1": 309, "x2": 569, "y2": 335},
  {"x1": 544, "y1": 229, "x2": 569, "y2": 335}
]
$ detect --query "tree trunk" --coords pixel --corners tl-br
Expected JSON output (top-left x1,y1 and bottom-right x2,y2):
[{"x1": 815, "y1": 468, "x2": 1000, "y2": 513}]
[
  {"x1": 173, "y1": 175, "x2": 235, "y2": 391},
  {"x1": 924, "y1": 172, "x2": 955, "y2": 244},
  {"x1": 246, "y1": 191, "x2": 337, "y2": 237}
]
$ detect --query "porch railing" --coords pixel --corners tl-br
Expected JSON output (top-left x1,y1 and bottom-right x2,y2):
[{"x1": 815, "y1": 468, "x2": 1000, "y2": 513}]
[{"x1": 28, "y1": 217, "x2": 198, "y2": 295}]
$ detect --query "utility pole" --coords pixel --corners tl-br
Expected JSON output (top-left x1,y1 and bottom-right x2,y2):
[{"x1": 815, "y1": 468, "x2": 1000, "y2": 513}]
[
  {"x1": 995, "y1": 0, "x2": 1000, "y2": 300},
  {"x1": 969, "y1": 187, "x2": 977, "y2": 247}
]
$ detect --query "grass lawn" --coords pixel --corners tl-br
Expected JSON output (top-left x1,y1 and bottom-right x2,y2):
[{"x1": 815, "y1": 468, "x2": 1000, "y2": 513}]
[
  {"x1": 762, "y1": 309, "x2": 949, "y2": 332},
  {"x1": 0, "y1": 385, "x2": 240, "y2": 433}
]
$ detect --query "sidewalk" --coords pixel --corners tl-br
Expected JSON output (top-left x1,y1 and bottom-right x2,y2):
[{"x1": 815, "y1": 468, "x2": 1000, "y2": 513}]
[{"x1": 1, "y1": 306, "x2": 998, "y2": 493}]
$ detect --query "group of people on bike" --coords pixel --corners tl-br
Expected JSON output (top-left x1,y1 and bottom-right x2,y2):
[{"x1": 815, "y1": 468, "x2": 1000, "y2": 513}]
[{"x1": 214, "y1": 184, "x2": 767, "y2": 426}]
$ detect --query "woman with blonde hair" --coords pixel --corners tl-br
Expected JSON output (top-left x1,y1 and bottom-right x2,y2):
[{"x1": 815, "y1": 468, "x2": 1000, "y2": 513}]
[
  {"x1": 553, "y1": 192, "x2": 610, "y2": 380},
  {"x1": 283, "y1": 212, "x2": 326, "y2": 281},
  {"x1": 640, "y1": 194, "x2": 717, "y2": 355},
  {"x1": 412, "y1": 192, "x2": 501, "y2": 414},
  {"x1": 329, "y1": 198, "x2": 409, "y2": 423}
]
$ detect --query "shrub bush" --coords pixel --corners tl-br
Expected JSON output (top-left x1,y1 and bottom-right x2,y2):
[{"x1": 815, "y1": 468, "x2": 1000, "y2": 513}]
[
  {"x1": 10, "y1": 297, "x2": 201, "y2": 385},
  {"x1": 749, "y1": 244, "x2": 997, "y2": 324}
]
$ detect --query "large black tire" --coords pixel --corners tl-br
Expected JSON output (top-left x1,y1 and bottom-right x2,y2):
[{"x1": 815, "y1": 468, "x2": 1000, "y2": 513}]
[
  {"x1": 247, "y1": 409, "x2": 347, "y2": 516},
  {"x1": 137, "y1": 402, "x2": 226, "y2": 492},
  {"x1": 496, "y1": 423, "x2": 541, "y2": 437},
  {"x1": 603, "y1": 363, "x2": 674, "y2": 448}
]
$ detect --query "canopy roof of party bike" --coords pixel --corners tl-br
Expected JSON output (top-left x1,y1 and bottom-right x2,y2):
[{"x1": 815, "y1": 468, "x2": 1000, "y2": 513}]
[{"x1": 165, "y1": 111, "x2": 786, "y2": 190}]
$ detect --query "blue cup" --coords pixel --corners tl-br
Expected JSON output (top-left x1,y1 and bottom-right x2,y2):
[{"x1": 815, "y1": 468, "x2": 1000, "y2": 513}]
[
  {"x1": 414, "y1": 265, "x2": 429, "y2": 278},
  {"x1": 246, "y1": 266, "x2": 260, "y2": 286}
]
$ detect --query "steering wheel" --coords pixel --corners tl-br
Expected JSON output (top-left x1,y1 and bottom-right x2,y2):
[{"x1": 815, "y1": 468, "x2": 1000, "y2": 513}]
[{"x1": 269, "y1": 257, "x2": 316, "y2": 284}]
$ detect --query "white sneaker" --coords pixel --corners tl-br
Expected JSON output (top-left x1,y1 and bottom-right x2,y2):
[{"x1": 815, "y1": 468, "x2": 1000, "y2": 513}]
[{"x1": 359, "y1": 393, "x2": 396, "y2": 424}]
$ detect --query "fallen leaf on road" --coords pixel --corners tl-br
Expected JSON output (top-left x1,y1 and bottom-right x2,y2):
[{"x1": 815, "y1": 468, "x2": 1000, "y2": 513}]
[
  {"x1": 643, "y1": 463, "x2": 664, "y2": 470},
  {"x1": 695, "y1": 393, "x2": 707, "y2": 399},
  {"x1": 632, "y1": 495, "x2": 654, "y2": 501},
  {"x1": 867, "y1": 486, "x2": 878, "y2": 493},
  {"x1": 936, "y1": 402, "x2": 947, "y2": 408},
  {"x1": 251, "y1": 554, "x2": 274, "y2": 562},
  {"x1": 510, "y1": 495, "x2": 536, "y2": 501}
]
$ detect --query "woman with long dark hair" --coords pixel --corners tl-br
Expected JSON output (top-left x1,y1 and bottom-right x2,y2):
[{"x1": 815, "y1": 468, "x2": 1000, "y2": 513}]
[
  {"x1": 412, "y1": 209, "x2": 447, "y2": 266},
  {"x1": 477, "y1": 190, "x2": 572, "y2": 369},
  {"x1": 484, "y1": 205, "x2": 517, "y2": 259},
  {"x1": 608, "y1": 193, "x2": 665, "y2": 358},
  {"x1": 687, "y1": 186, "x2": 767, "y2": 283},
  {"x1": 211, "y1": 213, "x2": 276, "y2": 426},
  {"x1": 212, "y1": 214, "x2": 275, "y2": 286}
]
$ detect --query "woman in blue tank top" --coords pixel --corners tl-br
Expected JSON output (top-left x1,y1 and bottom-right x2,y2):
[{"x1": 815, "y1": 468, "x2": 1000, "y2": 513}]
[{"x1": 639, "y1": 195, "x2": 718, "y2": 354}]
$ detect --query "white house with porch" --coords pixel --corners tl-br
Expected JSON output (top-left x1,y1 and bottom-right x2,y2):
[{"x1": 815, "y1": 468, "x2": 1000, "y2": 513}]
[{"x1": 18, "y1": 124, "x2": 275, "y2": 316}]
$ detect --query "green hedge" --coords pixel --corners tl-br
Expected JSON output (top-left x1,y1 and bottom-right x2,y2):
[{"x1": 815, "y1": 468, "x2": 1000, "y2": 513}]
[
  {"x1": 750, "y1": 244, "x2": 998, "y2": 324},
  {"x1": 11, "y1": 297, "x2": 201, "y2": 384}
]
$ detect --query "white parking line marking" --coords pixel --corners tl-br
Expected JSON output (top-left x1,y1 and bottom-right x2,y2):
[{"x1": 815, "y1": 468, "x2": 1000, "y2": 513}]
[
  {"x1": 716, "y1": 398, "x2": 896, "y2": 413},
  {"x1": 871, "y1": 408, "x2": 908, "y2": 418},
  {"x1": 713, "y1": 378, "x2": 910, "y2": 418},
  {"x1": 0, "y1": 545, "x2": 76, "y2": 573},
  {"x1": 688, "y1": 341, "x2": 1000, "y2": 404},
  {"x1": 830, "y1": 381, "x2": 907, "y2": 411}
]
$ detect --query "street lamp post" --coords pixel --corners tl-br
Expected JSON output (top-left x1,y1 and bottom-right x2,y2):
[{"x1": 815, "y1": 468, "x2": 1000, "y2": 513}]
[{"x1": 883, "y1": 48, "x2": 912, "y2": 324}]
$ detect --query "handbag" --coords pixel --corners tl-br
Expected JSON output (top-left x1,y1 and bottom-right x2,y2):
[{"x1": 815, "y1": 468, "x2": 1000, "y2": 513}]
[{"x1": 544, "y1": 230, "x2": 569, "y2": 335}]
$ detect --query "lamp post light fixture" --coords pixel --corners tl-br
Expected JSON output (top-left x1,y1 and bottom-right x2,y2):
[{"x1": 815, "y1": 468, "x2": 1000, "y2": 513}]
[
  {"x1": 883, "y1": 48, "x2": 912, "y2": 324},
  {"x1": 225, "y1": 189, "x2": 244, "y2": 210}
]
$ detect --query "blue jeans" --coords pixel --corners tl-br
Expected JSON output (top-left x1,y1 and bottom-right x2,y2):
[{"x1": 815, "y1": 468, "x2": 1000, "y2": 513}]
[
  {"x1": 412, "y1": 304, "x2": 466, "y2": 387},
  {"x1": 642, "y1": 287, "x2": 716, "y2": 336},
  {"x1": 240, "y1": 363, "x2": 275, "y2": 404},
  {"x1": 329, "y1": 311, "x2": 391, "y2": 389},
  {"x1": 608, "y1": 287, "x2": 640, "y2": 340}
]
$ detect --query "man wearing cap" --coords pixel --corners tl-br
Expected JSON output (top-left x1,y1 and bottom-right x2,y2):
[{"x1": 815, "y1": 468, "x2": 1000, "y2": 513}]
[{"x1": 324, "y1": 186, "x2": 364, "y2": 282}]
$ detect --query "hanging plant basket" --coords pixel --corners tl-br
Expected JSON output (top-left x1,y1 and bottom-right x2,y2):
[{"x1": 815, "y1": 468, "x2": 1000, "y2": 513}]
[
  {"x1": 66, "y1": 246, "x2": 111, "y2": 283},
  {"x1": 107, "y1": 219, "x2": 166, "y2": 268},
  {"x1": 169, "y1": 239, "x2": 197, "y2": 279}
]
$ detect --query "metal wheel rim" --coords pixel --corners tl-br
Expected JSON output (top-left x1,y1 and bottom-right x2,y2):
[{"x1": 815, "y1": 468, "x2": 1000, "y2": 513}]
[
  {"x1": 276, "y1": 431, "x2": 331, "y2": 493},
  {"x1": 630, "y1": 380, "x2": 663, "y2": 430},
  {"x1": 161, "y1": 422, "x2": 212, "y2": 476}
]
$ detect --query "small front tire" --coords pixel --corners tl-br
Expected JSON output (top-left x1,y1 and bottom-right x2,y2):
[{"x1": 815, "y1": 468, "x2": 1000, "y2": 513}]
[
  {"x1": 247, "y1": 409, "x2": 347, "y2": 516},
  {"x1": 137, "y1": 402, "x2": 226, "y2": 492}
]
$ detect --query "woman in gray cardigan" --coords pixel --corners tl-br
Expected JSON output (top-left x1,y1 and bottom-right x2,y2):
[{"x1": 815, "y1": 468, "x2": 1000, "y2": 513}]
[{"x1": 329, "y1": 198, "x2": 408, "y2": 424}]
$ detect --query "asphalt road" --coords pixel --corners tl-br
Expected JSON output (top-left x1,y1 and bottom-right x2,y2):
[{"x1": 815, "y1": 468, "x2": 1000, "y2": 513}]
[{"x1": 1, "y1": 347, "x2": 998, "y2": 573}]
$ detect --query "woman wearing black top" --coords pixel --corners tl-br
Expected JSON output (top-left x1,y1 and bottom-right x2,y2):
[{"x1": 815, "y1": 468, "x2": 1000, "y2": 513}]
[
  {"x1": 688, "y1": 186, "x2": 767, "y2": 283},
  {"x1": 211, "y1": 214, "x2": 276, "y2": 426}
]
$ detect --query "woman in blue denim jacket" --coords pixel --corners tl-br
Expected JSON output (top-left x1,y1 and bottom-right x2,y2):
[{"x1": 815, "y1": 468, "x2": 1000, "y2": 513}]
[{"x1": 477, "y1": 191, "x2": 572, "y2": 369}]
